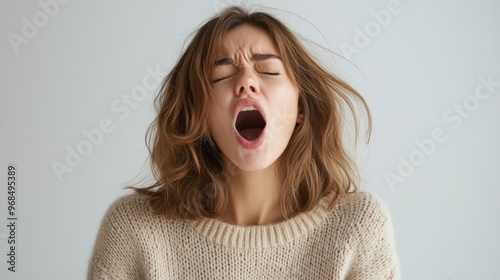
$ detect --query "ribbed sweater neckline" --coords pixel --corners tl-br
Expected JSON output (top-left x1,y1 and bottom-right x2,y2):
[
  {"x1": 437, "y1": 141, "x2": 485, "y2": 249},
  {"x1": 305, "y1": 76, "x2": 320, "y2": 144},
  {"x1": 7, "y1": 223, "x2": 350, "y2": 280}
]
[{"x1": 186, "y1": 193, "x2": 334, "y2": 249}]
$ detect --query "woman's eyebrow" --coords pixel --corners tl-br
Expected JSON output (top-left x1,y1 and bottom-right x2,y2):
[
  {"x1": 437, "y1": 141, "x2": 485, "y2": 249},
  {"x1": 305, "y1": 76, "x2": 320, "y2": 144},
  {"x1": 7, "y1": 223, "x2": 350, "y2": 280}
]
[{"x1": 214, "y1": 53, "x2": 281, "y2": 66}]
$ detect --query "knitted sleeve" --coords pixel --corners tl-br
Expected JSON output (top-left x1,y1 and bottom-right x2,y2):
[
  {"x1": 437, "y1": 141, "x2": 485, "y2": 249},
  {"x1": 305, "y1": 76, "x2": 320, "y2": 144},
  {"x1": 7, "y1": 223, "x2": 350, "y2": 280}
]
[
  {"x1": 87, "y1": 195, "x2": 142, "y2": 280},
  {"x1": 346, "y1": 192, "x2": 402, "y2": 280}
]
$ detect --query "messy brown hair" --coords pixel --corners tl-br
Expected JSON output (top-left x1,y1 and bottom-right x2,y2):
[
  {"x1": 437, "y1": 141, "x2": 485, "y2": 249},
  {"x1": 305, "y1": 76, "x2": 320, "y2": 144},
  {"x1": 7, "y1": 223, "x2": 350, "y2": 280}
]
[{"x1": 126, "y1": 6, "x2": 372, "y2": 221}]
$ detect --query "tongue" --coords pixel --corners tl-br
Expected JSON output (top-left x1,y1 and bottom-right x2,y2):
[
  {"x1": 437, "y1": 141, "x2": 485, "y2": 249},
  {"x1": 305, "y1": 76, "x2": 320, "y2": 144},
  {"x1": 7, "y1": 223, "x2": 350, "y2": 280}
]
[{"x1": 239, "y1": 128, "x2": 263, "y2": 141}]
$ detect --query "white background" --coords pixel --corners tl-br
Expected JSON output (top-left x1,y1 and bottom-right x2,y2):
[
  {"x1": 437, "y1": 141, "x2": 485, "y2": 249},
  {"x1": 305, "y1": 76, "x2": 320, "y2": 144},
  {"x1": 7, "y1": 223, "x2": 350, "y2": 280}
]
[{"x1": 1, "y1": 0, "x2": 499, "y2": 279}]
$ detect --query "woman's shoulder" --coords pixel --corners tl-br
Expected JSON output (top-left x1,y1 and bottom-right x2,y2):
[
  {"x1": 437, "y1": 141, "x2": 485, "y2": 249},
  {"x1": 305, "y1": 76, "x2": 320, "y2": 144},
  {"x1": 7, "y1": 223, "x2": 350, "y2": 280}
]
[
  {"x1": 88, "y1": 193, "x2": 170, "y2": 278},
  {"x1": 106, "y1": 191, "x2": 150, "y2": 211},
  {"x1": 344, "y1": 190, "x2": 389, "y2": 211},
  {"x1": 98, "y1": 192, "x2": 157, "y2": 227},
  {"x1": 330, "y1": 190, "x2": 394, "y2": 229}
]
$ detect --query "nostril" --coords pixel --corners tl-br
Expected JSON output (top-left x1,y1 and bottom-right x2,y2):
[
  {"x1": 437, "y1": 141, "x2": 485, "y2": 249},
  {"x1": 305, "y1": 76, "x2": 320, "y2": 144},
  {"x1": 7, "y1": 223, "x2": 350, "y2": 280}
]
[{"x1": 237, "y1": 85, "x2": 257, "y2": 95}]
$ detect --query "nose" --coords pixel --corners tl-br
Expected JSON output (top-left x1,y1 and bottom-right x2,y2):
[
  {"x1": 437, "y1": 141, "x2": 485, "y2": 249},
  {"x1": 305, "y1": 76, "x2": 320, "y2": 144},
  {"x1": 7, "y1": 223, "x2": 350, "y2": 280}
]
[{"x1": 235, "y1": 68, "x2": 259, "y2": 97}]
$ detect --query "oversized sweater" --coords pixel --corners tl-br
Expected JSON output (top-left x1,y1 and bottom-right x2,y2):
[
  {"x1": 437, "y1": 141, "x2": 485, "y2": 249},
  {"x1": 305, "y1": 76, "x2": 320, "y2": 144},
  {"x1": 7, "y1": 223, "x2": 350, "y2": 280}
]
[{"x1": 87, "y1": 191, "x2": 401, "y2": 279}]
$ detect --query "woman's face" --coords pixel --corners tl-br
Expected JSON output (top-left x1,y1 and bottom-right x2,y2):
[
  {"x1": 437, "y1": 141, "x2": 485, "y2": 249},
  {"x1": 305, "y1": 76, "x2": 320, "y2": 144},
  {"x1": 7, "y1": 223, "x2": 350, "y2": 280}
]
[{"x1": 208, "y1": 24, "x2": 302, "y2": 172}]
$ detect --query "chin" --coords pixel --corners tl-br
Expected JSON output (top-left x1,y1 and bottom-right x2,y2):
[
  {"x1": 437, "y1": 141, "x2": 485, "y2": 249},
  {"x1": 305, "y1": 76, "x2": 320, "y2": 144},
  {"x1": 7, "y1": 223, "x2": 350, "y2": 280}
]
[
  {"x1": 229, "y1": 152, "x2": 276, "y2": 173},
  {"x1": 238, "y1": 163, "x2": 273, "y2": 173}
]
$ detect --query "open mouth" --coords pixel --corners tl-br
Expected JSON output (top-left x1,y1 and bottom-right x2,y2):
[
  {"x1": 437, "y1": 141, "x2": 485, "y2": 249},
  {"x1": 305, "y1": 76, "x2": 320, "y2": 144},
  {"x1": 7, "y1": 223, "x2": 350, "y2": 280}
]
[{"x1": 235, "y1": 106, "x2": 266, "y2": 141}]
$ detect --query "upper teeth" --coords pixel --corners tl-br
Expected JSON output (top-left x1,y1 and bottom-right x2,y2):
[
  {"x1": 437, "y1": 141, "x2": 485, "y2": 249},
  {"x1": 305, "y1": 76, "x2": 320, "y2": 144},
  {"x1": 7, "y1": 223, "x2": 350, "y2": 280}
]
[{"x1": 241, "y1": 106, "x2": 257, "y2": 111}]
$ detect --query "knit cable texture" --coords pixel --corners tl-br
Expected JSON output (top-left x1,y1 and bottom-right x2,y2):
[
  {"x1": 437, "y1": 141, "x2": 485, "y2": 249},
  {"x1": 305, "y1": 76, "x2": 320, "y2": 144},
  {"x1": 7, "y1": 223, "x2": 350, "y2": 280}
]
[{"x1": 87, "y1": 191, "x2": 401, "y2": 279}]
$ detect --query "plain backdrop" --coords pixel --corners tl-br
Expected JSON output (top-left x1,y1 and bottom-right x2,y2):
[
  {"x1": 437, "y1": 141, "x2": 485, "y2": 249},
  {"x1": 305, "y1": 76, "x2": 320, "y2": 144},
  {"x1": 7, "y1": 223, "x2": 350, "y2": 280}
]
[{"x1": 1, "y1": 0, "x2": 499, "y2": 279}]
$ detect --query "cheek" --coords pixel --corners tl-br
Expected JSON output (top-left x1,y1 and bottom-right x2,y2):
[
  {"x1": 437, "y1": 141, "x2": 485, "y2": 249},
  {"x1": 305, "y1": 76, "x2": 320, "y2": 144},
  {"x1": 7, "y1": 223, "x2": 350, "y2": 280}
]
[
  {"x1": 266, "y1": 85, "x2": 300, "y2": 134},
  {"x1": 268, "y1": 83, "x2": 299, "y2": 110},
  {"x1": 208, "y1": 96, "x2": 232, "y2": 132},
  {"x1": 211, "y1": 86, "x2": 233, "y2": 106}
]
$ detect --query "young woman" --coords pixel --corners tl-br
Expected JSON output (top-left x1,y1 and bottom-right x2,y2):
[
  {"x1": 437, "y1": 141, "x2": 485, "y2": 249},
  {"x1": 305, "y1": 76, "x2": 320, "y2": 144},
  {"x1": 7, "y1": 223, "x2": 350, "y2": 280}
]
[{"x1": 87, "y1": 6, "x2": 401, "y2": 279}]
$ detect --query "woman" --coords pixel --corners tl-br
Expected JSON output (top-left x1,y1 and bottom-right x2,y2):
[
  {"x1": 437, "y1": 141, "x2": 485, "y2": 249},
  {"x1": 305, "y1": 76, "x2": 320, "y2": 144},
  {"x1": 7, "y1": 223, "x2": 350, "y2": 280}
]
[{"x1": 87, "y1": 6, "x2": 401, "y2": 279}]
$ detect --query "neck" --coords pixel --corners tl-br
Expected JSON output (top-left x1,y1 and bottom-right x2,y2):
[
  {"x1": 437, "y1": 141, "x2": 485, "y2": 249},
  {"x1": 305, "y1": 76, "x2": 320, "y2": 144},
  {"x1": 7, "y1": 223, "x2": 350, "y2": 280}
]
[{"x1": 220, "y1": 161, "x2": 286, "y2": 226}]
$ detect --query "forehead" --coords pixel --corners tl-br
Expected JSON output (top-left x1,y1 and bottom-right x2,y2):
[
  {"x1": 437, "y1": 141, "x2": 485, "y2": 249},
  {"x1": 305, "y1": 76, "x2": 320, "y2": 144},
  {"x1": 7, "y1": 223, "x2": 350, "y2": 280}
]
[{"x1": 214, "y1": 24, "x2": 278, "y2": 57}]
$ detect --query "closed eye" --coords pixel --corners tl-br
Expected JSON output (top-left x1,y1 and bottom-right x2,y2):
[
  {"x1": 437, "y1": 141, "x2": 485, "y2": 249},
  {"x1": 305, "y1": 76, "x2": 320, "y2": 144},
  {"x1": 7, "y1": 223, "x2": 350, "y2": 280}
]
[
  {"x1": 260, "y1": 72, "x2": 279, "y2": 75},
  {"x1": 211, "y1": 75, "x2": 235, "y2": 83},
  {"x1": 211, "y1": 77, "x2": 227, "y2": 83}
]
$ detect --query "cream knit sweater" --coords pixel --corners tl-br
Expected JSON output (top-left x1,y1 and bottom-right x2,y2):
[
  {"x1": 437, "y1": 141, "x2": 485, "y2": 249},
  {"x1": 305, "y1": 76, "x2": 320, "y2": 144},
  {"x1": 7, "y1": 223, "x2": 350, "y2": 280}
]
[{"x1": 87, "y1": 191, "x2": 401, "y2": 279}]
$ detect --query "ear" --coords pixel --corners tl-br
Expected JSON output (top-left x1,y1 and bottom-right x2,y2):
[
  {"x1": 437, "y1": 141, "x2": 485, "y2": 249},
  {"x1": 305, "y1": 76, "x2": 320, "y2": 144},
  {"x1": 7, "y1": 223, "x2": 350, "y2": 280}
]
[{"x1": 296, "y1": 106, "x2": 304, "y2": 124}]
